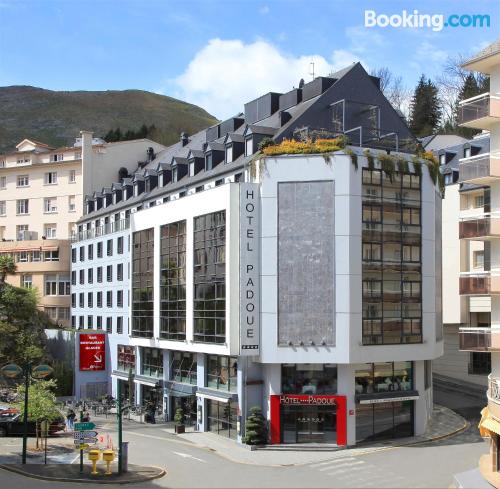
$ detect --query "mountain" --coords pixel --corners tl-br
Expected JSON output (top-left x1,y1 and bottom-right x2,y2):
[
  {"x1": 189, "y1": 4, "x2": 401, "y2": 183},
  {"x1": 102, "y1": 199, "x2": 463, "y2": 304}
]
[{"x1": 0, "y1": 86, "x2": 217, "y2": 153}]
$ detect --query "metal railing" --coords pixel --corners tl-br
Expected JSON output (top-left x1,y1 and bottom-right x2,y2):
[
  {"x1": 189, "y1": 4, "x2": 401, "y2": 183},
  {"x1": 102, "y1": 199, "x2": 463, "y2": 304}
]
[
  {"x1": 459, "y1": 152, "x2": 500, "y2": 183},
  {"x1": 71, "y1": 218, "x2": 130, "y2": 243},
  {"x1": 458, "y1": 92, "x2": 500, "y2": 125}
]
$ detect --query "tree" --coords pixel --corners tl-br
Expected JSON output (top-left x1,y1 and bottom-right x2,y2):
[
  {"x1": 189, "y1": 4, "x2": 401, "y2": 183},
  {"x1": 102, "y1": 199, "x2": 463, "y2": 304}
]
[
  {"x1": 409, "y1": 75, "x2": 442, "y2": 137},
  {"x1": 174, "y1": 407, "x2": 184, "y2": 425},
  {"x1": 0, "y1": 255, "x2": 16, "y2": 289},
  {"x1": 243, "y1": 406, "x2": 267, "y2": 445},
  {"x1": 370, "y1": 67, "x2": 411, "y2": 118},
  {"x1": 17, "y1": 379, "x2": 60, "y2": 449}
]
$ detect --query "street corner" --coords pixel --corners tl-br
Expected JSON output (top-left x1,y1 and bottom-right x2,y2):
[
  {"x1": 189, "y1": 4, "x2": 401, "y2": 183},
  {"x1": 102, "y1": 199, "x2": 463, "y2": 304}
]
[{"x1": 0, "y1": 463, "x2": 166, "y2": 484}]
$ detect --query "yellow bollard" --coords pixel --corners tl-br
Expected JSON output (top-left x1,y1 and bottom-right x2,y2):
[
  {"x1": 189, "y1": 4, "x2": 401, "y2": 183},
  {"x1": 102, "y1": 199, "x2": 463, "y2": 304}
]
[
  {"x1": 88, "y1": 449, "x2": 100, "y2": 475},
  {"x1": 102, "y1": 449, "x2": 115, "y2": 475}
]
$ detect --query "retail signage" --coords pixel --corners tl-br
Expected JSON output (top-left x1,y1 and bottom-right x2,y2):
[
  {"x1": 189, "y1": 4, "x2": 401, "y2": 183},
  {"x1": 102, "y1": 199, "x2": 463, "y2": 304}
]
[
  {"x1": 79, "y1": 333, "x2": 106, "y2": 371},
  {"x1": 359, "y1": 395, "x2": 419, "y2": 404},
  {"x1": 239, "y1": 183, "x2": 260, "y2": 355},
  {"x1": 279, "y1": 395, "x2": 337, "y2": 405}
]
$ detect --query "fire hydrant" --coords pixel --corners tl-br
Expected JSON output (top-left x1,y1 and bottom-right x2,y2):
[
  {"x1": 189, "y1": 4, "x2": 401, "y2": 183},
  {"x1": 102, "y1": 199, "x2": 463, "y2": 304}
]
[
  {"x1": 102, "y1": 449, "x2": 115, "y2": 475},
  {"x1": 88, "y1": 449, "x2": 100, "y2": 475}
]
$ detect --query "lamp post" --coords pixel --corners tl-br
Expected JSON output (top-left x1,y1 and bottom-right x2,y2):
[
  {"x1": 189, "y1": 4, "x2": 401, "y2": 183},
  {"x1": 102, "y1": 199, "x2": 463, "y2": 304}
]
[{"x1": 0, "y1": 362, "x2": 54, "y2": 464}]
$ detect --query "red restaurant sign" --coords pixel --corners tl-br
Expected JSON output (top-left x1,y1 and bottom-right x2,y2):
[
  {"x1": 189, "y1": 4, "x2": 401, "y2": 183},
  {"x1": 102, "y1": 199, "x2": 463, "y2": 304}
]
[{"x1": 79, "y1": 334, "x2": 106, "y2": 371}]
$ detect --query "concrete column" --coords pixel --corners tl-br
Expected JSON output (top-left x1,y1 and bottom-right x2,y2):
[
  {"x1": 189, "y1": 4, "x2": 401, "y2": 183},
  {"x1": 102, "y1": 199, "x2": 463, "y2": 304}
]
[
  {"x1": 414, "y1": 360, "x2": 427, "y2": 436},
  {"x1": 163, "y1": 350, "x2": 171, "y2": 421},
  {"x1": 262, "y1": 363, "x2": 280, "y2": 420},
  {"x1": 196, "y1": 353, "x2": 206, "y2": 432},
  {"x1": 338, "y1": 364, "x2": 356, "y2": 446}
]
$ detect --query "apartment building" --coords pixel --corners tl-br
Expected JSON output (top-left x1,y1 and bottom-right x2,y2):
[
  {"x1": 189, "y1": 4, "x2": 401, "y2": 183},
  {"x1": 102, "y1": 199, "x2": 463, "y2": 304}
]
[
  {"x1": 0, "y1": 134, "x2": 164, "y2": 326},
  {"x1": 72, "y1": 62, "x2": 442, "y2": 446},
  {"x1": 454, "y1": 39, "x2": 500, "y2": 486}
]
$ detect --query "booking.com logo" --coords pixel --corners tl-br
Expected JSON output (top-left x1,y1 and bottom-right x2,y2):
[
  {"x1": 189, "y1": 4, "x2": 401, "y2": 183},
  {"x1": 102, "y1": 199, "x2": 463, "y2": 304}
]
[{"x1": 365, "y1": 10, "x2": 491, "y2": 32}]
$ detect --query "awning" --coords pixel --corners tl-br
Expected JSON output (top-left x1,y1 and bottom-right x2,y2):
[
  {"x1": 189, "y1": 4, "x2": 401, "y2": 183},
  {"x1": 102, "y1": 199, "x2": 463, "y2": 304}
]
[
  {"x1": 42, "y1": 246, "x2": 59, "y2": 252},
  {"x1": 197, "y1": 392, "x2": 230, "y2": 403},
  {"x1": 357, "y1": 390, "x2": 419, "y2": 404}
]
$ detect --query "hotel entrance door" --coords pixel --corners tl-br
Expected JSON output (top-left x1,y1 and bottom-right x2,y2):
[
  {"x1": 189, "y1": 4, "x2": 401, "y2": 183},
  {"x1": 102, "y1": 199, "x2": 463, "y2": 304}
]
[{"x1": 281, "y1": 404, "x2": 337, "y2": 443}]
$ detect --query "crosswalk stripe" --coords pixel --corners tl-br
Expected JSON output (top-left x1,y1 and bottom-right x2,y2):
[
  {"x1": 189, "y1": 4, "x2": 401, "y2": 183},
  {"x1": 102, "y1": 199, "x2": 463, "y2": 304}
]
[
  {"x1": 310, "y1": 457, "x2": 357, "y2": 468},
  {"x1": 318, "y1": 460, "x2": 366, "y2": 471}
]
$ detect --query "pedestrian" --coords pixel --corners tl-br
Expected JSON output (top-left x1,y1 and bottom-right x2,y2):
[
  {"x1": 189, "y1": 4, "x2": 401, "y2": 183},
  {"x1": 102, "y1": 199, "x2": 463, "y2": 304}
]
[
  {"x1": 66, "y1": 409, "x2": 76, "y2": 431},
  {"x1": 82, "y1": 411, "x2": 91, "y2": 422}
]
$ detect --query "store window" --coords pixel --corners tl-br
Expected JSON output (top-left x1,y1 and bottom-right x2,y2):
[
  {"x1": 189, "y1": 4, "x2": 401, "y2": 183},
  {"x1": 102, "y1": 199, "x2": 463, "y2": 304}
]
[
  {"x1": 117, "y1": 345, "x2": 135, "y2": 373},
  {"x1": 141, "y1": 347, "x2": 163, "y2": 377},
  {"x1": 355, "y1": 362, "x2": 413, "y2": 394},
  {"x1": 281, "y1": 364, "x2": 337, "y2": 394},
  {"x1": 207, "y1": 355, "x2": 237, "y2": 392},
  {"x1": 469, "y1": 352, "x2": 491, "y2": 375},
  {"x1": 171, "y1": 351, "x2": 197, "y2": 385},
  {"x1": 207, "y1": 400, "x2": 237, "y2": 440}
]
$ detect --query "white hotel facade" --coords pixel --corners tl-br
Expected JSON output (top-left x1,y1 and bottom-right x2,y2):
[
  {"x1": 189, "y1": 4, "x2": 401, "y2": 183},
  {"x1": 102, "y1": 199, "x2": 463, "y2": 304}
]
[{"x1": 72, "y1": 64, "x2": 443, "y2": 446}]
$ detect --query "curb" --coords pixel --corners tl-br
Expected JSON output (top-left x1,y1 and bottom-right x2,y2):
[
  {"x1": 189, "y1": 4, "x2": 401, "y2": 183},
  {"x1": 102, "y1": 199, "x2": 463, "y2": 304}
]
[{"x1": 0, "y1": 464, "x2": 166, "y2": 485}]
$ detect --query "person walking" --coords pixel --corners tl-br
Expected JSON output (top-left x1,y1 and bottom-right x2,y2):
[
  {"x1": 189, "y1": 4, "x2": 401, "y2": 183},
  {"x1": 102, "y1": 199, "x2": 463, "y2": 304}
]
[{"x1": 66, "y1": 409, "x2": 76, "y2": 431}]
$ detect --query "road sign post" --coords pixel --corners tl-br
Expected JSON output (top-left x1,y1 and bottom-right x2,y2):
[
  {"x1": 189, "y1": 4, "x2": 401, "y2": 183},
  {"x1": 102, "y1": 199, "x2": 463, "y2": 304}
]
[{"x1": 79, "y1": 411, "x2": 83, "y2": 473}]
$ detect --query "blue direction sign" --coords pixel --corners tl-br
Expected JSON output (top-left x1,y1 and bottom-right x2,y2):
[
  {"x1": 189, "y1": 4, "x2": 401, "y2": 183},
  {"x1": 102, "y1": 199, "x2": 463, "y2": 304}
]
[
  {"x1": 74, "y1": 430, "x2": 98, "y2": 439},
  {"x1": 74, "y1": 422, "x2": 96, "y2": 431},
  {"x1": 74, "y1": 437, "x2": 97, "y2": 445}
]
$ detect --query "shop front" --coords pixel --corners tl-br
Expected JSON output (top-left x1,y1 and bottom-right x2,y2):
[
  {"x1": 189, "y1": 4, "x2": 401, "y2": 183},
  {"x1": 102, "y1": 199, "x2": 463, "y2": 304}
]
[
  {"x1": 165, "y1": 380, "x2": 198, "y2": 425},
  {"x1": 270, "y1": 395, "x2": 347, "y2": 445}
]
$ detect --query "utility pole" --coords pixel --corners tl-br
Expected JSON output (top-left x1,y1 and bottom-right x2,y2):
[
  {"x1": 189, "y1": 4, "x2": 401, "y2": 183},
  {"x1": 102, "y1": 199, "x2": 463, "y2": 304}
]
[
  {"x1": 21, "y1": 362, "x2": 31, "y2": 464},
  {"x1": 117, "y1": 380, "x2": 123, "y2": 475}
]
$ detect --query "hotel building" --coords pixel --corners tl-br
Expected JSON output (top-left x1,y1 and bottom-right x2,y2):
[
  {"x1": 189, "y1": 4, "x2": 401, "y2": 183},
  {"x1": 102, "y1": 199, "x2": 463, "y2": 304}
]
[
  {"x1": 72, "y1": 62, "x2": 443, "y2": 445},
  {"x1": 0, "y1": 134, "x2": 164, "y2": 326}
]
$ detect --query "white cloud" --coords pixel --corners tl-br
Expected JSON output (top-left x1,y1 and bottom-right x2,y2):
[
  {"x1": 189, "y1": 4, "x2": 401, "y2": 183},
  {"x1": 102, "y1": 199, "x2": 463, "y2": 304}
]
[
  {"x1": 169, "y1": 38, "x2": 364, "y2": 119},
  {"x1": 345, "y1": 26, "x2": 387, "y2": 54},
  {"x1": 259, "y1": 5, "x2": 270, "y2": 15},
  {"x1": 410, "y1": 41, "x2": 448, "y2": 73}
]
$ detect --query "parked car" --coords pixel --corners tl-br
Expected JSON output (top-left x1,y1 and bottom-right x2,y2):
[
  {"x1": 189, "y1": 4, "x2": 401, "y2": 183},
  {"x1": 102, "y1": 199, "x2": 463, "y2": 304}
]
[{"x1": 0, "y1": 413, "x2": 65, "y2": 437}]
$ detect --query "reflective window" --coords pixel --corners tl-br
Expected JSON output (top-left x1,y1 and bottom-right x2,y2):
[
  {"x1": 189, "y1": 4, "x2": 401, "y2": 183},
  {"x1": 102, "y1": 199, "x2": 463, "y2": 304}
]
[
  {"x1": 207, "y1": 355, "x2": 237, "y2": 392},
  {"x1": 281, "y1": 364, "x2": 337, "y2": 394}
]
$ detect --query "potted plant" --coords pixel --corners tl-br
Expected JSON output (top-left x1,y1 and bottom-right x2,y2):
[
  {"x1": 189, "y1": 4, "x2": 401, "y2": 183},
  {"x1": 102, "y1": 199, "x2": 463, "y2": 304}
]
[
  {"x1": 243, "y1": 406, "x2": 267, "y2": 447},
  {"x1": 174, "y1": 407, "x2": 185, "y2": 434}
]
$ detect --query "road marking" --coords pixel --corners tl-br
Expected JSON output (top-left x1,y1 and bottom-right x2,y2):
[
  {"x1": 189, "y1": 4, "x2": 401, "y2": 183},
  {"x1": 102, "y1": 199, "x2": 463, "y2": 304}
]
[
  {"x1": 70, "y1": 453, "x2": 81, "y2": 464},
  {"x1": 310, "y1": 457, "x2": 357, "y2": 468},
  {"x1": 172, "y1": 451, "x2": 207, "y2": 463},
  {"x1": 318, "y1": 460, "x2": 365, "y2": 471}
]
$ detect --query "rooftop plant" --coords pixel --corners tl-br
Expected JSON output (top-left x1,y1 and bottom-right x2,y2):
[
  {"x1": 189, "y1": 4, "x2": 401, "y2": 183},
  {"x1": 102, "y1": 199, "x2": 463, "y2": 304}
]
[{"x1": 261, "y1": 137, "x2": 346, "y2": 156}]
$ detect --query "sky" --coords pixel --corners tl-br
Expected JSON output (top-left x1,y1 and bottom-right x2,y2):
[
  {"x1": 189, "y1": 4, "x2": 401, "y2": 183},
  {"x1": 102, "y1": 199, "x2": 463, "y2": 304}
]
[{"x1": 0, "y1": 0, "x2": 497, "y2": 119}]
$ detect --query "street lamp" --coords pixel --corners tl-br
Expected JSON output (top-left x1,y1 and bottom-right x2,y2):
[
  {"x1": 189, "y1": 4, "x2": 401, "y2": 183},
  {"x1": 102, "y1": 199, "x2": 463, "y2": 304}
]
[{"x1": 0, "y1": 362, "x2": 54, "y2": 464}]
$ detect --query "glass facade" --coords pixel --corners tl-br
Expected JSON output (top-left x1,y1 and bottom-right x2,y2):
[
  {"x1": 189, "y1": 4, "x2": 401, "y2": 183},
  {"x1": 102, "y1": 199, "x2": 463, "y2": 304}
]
[
  {"x1": 171, "y1": 351, "x2": 197, "y2": 384},
  {"x1": 207, "y1": 355, "x2": 237, "y2": 392},
  {"x1": 207, "y1": 400, "x2": 237, "y2": 440},
  {"x1": 140, "y1": 347, "x2": 163, "y2": 377},
  {"x1": 362, "y1": 168, "x2": 422, "y2": 345},
  {"x1": 281, "y1": 405, "x2": 337, "y2": 444},
  {"x1": 117, "y1": 345, "x2": 135, "y2": 373},
  {"x1": 132, "y1": 228, "x2": 154, "y2": 337},
  {"x1": 355, "y1": 362, "x2": 413, "y2": 394},
  {"x1": 281, "y1": 364, "x2": 338, "y2": 394},
  {"x1": 193, "y1": 211, "x2": 226, "y2": 343},
  {"x1": 356, "y1": 401, "x2": 413, "y2": 442},
  {"x1": 160, "y1": 221, "x2": 187, "y2": 340}
]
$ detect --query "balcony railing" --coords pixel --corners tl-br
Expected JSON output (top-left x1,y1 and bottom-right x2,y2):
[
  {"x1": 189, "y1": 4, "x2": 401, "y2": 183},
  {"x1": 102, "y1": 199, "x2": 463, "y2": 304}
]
[
  {"x1": 488, "y1": 375, "x2": 500, "y2": 422},
  {"x1": 459, "y1": 214, "x2": 500, "y2": 240},
  {"x1": 459, "y1": 327, "x2": 500, "y2": 351},
  {"x1": 458, "y1": 92, "x2": 500, "y2": 128},
  {"x1": 459, "y1": 272, "x2": 500, "y2": 295},
  {"x1": 459, "y1": 152, "x2": 500, "y2": 184},
  {"x1": 71, "y1": 218, "x2": 129, "y2": 243}
]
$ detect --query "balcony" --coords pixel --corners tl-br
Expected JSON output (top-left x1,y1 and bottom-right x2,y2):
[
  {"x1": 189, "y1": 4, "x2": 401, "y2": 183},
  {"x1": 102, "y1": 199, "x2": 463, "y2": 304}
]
[
  {"x1": 458, "y1": 92, "x2": 500, "y2": 129},
  {"x1": 71, "y1": 218, "x2": 129, "y2": 243},
  {"x1": 459, "y1": 327, "x2": 500, "y2": 351},
  {"x1": 488, "y1": 374, "x2": 500, "y2": 422},
  {"x1": 459, "y1": 273, "x2": 500, "y2": 295},
  {"x1": 459, "y1": 215, "x2": 500, "y2": 240},
  {"x1": 459, "y1": 152, "x2": 500, "y2": 185}
]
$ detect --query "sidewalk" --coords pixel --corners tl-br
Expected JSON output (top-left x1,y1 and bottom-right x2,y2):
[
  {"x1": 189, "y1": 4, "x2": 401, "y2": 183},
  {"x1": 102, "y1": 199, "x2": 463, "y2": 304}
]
[{"x1": 168, "y1": 404, "x2": 468, "y2": 466}]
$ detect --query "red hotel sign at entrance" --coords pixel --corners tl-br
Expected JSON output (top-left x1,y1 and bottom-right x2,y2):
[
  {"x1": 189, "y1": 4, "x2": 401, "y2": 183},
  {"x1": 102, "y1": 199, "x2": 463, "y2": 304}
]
[
  {"x1": 79, "y1": 333, "x2": 106, "y2": 371},
  {"x1": 270, "y1": 394, "x2": 347, "y2": 445}
]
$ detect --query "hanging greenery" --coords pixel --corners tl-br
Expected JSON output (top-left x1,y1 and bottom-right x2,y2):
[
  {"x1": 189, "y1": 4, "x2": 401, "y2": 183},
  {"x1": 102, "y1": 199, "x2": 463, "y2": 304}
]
[
  {"x1": 396, "y1": 156, "x2": 409, "y2": 175},
  {"x1": 411, "y1": 156, "x2": 423, "y2": 177},
  {"x1": 345, "y1": 148, "x2": 358, "y2": 171},
  {"x1": 363, "y1": 149, "x2": 375, "y2": 170},
  {"x1": 378, "y1": 154, "x2": 396, "y2": 182},
  {"x1": 261, "y1": 137, "x2": 346, "y2": 156}
]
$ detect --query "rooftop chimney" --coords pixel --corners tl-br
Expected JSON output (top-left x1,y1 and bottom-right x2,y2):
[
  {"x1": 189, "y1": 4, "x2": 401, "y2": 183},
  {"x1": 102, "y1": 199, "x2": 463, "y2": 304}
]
[{"x1": 180, "y1": 132, "x2": 189, "y2": 146}]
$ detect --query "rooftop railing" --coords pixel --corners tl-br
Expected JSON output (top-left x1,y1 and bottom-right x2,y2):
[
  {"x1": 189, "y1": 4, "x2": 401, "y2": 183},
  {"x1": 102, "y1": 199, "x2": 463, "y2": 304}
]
[{"x1": 71, "y1": 218, "x2": 130, "y2": 243}]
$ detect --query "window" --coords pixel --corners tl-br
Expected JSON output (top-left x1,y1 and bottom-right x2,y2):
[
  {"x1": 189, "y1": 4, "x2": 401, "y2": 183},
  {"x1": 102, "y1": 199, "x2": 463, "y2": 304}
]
[
  {"x1": 21, "y1": 274, "x2": 32, "y2": 289},
  {"x1": 88, "y1": 292, "x2": 93, "y2": 308},
  {"x1": 117, "y1": 263, "x2": 123, "y2": 281},
  {"x1": 234, "y1": 172, "x2": 243, "y2": 183},
  {"x1": 141, "y1": 347, "x2": 163, "y2": 377},
  {"x1": 225, "y1": 144, "x2": 233, "y2": 163},
  {"x1": 51, "y1": 154, "x2": 64, "y2": 162},
  {"x1": 44, "y1": 172, "x2": 58, "y2": 184},
  {"x1": 0, "y1": 201, "x2": 5, "y2": 216},
  {"x1": 473, "y1": 250, "x2": 485, "y2": 269},
  {"x1": 196, "y1": 186, "x2": 204, "y2": 193},
  {"x1": 0, "y1": 160, "x2": 4, "y2": 168},
  {"x1": 207, "y1": 355, "x2": 237, "y2": 392},
  {"x1": 71, "y1": 271, "x2": 76, "y2": 285},
  {"x1": 79, "y1": 246, "x2": 85, "y2": 262},
  {"x1": 171, "y1": 351, "x2": 197, "y2": 384},
  {"x1": 71, "y1": 294, "x2": 76, "y2": 308},
  {"x1": 475, "y1": 195, "x2": 484, "y2": 208},
  {"x1": 107, "y1": 291, "x2": 112, "y2": 307},
  {"x1": 45, "y1": 307, "x2": 58, "y2": 320},
  {"x1": 469, "y1": 352, "x2": 491, "y2": 375},
  {"x1": 207, "y1": 400, "x2": 238, "y2": 440},
  {"x1": 160, "y1": 220, "x2": 186, "y2": 341},
  {"x1": 44, "y1": 197, "x2": 57, "y2": 213},
  {"x1": 97, "y1": 242, "x2": 103, "y2": 258},
  {"x1": 439, "y1": 154, "x2": 446, "y2": 165},
  {"x1": 72, "y1": 248, "x2": 76, "y2": 263},
  {"x1": 444, "y1": 174, "x2": 452, "y2": 185},
  {"x1": 0, "y1": 176, "x2": 5, "y2": 189},
  {"x1": 43, "y1": 250, "x2": 59, "y2": 261},
  {"x1": 117, "y1": 290, "x2": 123, "y2": 307},
  {"x1": 215, "y1": 179, "x2": 224, "y2": 186},
  {"x1": 464, "y1": 147, "x2": 472, "y2": 158},
  {"x1": 107, "y1": 265, "x2": 112, "y2": 282},
  {"x1": 245, "y1": 137, "x2": 253, "y2": 157},
  {"x1": 194, "y1": 211, "x2": 225, "y2": 343},
  {"x1": 17, "y1": 251, "x2": 28, "y2": 262},
  {"x1": 68, "y1": 195, "x2": 76, "y2": 212},
  {"x1": 106, "y1": 317, "x2": 112, "y2": 333},
  {"x1": 96, "y1": 316, "x2": 102, "y2": 330},
  {"x1": 205, "y1": 153, "x2": 213, "y2": 171},
  {"x1": 86, "y1": 315, "x2": 93, "y2": 329},
  {"x1": 172, "y1": 167, "x2": 178, "y2": 182},
  {"x1": 117, "y1": 317, "x2": 123, "y2": 334},
  {"x1": 281, "y1": 364, "x2": 338, "y2": 394},
  {"x1": 88, "y1": 268, "x2": 93, "y2": 284},
  {"x1": 117, "y1": 345, "x2": 135, "y2": 372},
  {"x1": 71, "y1": 316, "x2": 76, "y2": 328},
  {"x1": 69, "y1": 170, "x2": 76, "y2": 183},
  {"x1": 79, "y1": 293, "x2": 84, "y2": 308},
  {"x1": 17, "y1": 199, "x2": 29, "y2": 215},
  {"x1": 17, "y1": 175, "x2": 29, "y2": 187},
  {"x1": 424, "y1": 360, "x2": 432, "y2": 389},
  {"x1": 79, "y1": 269, "x2": 84, "y2": 285},
  {"x1": 88, "y1": 244, "x2": 93, "y2": 260},
  {"x1": 355, "y1": 362, "x2": 413, "y2": 394},
  {"x1": 189, "y1": 160, "x2": 195, "y2": 177},
  {"x1": 78, "y1": 316, "x2": 84, "y2": 329},
  {"x1": 117, "y1": 237, "x2": 124, "y2": 254},
  {"x1": 97, "y1": 267, "x2": 103, "y2": 283},
  {"x1": 44, "y1": 274, "x2": 70, "y2": 296},
  {"x1": 44, "y1": 223, "x2": 56, "y2": 239},
  {"x1": 97, "y1": 292, "x2": 102, "y2": 308},
  {"x1": 107, "y1": 239, "x2": 113, "y2": 256},
  {"x1": 131, "y1": 228, "x2": 154, "y2": 338}
]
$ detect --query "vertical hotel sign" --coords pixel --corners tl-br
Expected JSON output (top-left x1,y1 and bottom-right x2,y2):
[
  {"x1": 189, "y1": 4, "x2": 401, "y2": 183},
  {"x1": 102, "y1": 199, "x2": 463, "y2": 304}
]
[{"x1": 239, "y1": 183, "x2": 260, "y2": 355}]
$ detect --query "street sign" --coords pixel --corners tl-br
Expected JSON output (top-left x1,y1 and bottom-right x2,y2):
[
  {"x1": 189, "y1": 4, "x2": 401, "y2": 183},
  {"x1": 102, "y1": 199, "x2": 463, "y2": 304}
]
[
  {"x1": 74, "y1": 438, "x2": 97, "y2": 445},
  {"x1": 32, "y1": 364, "x2": 54, "y2": 379},
  {"x1": 74, "y1": 422, "x2": 96, "y2": 431},
  {"x1": 79, "y1": 333, "x2": 106, "y2": 371},
  {"x1": 0, "y1": 363, "x2": 23, "y2": 379},
  {"x1": 75, "y1": 443, "x2": 90, "y2": 450},
  {"x1": 74, "y1": 430, "x2": 98, "y2": 439}
]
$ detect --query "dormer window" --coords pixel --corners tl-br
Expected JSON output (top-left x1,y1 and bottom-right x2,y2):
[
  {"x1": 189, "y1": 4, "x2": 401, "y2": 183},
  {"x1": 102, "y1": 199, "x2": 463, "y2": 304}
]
[
  {"x1": 206, "y1": 153, "x2": 213, "y2": 171},
  {"x1": 439, "y1": 154, "x2": 446, "y2": 165},
  {"x1": 172, "y1": 167, "x2": 178, "y2": 182},
  {"x1": 464, "y1": 147, "x2": 471, "y2": 158},
  {"x1": 245, "y1": 137, "x2": 253, "y2": 157},
  {"x1": 189, "y1": 160, "x2": 195, "y2": 177},
  {"x1": 226, "y1": 144, "x2": 233, "y2": 164}
]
